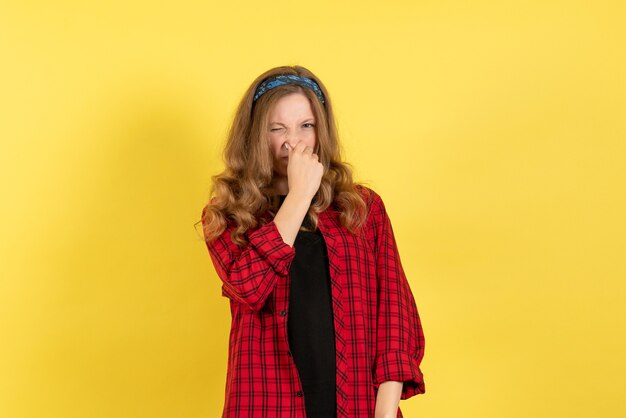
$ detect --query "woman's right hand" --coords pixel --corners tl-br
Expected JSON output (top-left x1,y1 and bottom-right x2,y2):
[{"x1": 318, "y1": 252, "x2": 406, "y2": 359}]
[{"x1": 285, "y1": 141, "x2": 324, "y2": 201}]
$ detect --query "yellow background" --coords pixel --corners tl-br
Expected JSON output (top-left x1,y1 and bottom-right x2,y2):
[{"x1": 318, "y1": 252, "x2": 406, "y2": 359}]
[{"x1": 1, "y1": 1, "x2": 624, "y2": 417}]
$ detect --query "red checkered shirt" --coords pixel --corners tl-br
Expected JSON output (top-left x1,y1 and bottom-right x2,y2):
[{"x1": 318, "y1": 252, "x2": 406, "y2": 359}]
[{"x1": 201, "y1": 185, "x2": 426, "y2": 417}]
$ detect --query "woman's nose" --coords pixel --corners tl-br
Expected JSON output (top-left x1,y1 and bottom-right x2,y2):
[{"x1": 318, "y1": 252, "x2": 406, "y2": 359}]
[{"x1": 285, "y1": 133, "x2": 299, "y2": 148}]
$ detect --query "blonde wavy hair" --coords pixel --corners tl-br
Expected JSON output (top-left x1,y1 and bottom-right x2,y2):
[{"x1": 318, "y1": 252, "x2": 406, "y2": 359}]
[{"x1": 199, "y1": 65, "x2": 371, "y2": 247}]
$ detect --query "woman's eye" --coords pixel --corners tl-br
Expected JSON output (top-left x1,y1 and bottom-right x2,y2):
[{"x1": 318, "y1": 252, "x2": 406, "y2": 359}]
[
  {"x1": 303, "y1": 123, "x2": 315, "y2": 128},
  {"x1": 270, "y1": 128, "x2": 282, "y2": 132}
]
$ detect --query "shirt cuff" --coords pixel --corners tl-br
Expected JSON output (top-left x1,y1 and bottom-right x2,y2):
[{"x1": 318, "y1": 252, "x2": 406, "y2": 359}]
[
  {"x1": 247, "y1": 220, "x2": 296, "y2": 276},
  {"x1": 373, "y1": 350, "x2": 425, "y2": 399}
]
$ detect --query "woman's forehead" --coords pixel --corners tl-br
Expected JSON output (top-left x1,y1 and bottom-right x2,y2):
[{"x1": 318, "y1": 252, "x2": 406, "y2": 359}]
[{"x1": 268, "y1": 94, "x2": 315, "y2": 122}]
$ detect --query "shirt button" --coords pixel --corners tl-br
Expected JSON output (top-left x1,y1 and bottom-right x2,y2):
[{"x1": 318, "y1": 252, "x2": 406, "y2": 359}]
[
  {"x1": 279, "y1": 310, "x2": 287, "y2": 316},
  {"x1": 296, "y1": 390, "x2": 303, "y2": 397}
]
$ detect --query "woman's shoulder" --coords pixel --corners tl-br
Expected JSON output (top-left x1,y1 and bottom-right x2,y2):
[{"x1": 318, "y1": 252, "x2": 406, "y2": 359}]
[
  {"x1": 352, "y1": 184, "x2": 389, "y2": 240},
  {"x1": 354, "y1": 183, "x2": 384, "y2": 211}
]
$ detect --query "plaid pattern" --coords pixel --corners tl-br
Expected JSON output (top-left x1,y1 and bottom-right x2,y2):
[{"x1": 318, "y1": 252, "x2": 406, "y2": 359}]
[{"x1": 202, "y1": 185, "x2": 425, "y2": 417}]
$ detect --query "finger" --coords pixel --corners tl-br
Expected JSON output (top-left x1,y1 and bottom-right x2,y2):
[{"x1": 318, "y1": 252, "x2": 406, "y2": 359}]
[{"x1": 294, "y1": 141, "x2": 308, "y2": 153}]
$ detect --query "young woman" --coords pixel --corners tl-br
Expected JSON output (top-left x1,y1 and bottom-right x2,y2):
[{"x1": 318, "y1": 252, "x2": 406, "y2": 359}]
[{"x1": 200, "y1": 65, "x2": 426, "y2": 418}]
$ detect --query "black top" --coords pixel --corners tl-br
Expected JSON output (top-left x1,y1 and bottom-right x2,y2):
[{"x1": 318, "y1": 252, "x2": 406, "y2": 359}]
[{"x1": 279, "y1": 194, "x2": 337, "y2": 418}]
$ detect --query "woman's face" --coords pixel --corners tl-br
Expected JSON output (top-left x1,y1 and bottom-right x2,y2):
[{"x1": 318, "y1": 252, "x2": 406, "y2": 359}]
[{"x1": 267, "y1": 92, "x2": 317, "y2": 177}]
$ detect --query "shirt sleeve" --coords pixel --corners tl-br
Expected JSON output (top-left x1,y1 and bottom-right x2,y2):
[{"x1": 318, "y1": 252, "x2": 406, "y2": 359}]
[
  {"x1": 369, "y1": 190, "x2": 426, "y2": 399},
  {"x1": 201, "y1": 207, "x2": 296, "y2": 312}
]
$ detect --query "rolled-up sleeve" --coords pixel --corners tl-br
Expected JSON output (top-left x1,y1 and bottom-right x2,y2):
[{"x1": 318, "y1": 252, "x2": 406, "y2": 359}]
[
  {"x1": 369, "y1": 191, "x2": 426, "y2": 399},
  {"x1": 201, "y1": 208, "x2": 296, "y2": 312}
]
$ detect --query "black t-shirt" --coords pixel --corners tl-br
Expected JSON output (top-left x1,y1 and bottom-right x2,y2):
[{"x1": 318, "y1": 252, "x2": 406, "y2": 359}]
[{"x1": 279, "y1": 194, "x2": 337, "y2": 417}]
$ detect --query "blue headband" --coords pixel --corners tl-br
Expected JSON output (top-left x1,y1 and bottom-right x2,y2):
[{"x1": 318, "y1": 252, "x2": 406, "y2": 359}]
[{"x1": 253, "y1": 74, "x2": 326, "y2": 104}]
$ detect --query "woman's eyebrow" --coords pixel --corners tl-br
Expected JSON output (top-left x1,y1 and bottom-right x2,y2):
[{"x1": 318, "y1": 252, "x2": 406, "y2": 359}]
[{"x1": 269, "y1": 118, "x2": 315, "y2": 125}]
